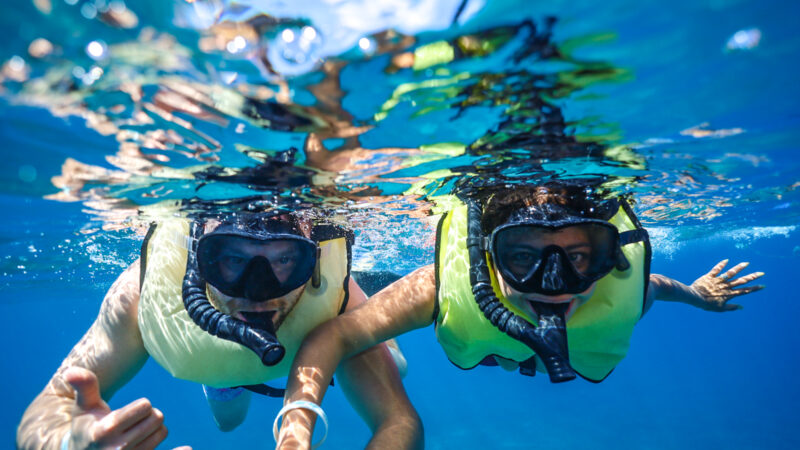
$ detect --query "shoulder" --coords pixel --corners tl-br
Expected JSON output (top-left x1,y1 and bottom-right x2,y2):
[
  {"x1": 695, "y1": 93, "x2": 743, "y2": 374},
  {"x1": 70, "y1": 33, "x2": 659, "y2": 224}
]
[{"x1": 97, "y1": 260, "x2": 142, "y2": 334}]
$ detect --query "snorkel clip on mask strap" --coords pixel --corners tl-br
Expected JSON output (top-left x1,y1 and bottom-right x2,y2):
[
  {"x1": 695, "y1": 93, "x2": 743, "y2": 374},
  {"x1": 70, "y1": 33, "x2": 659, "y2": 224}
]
[
  {"x1": 465, "y1": 199, "x2": 576, "y2": 383},
  {"x1": 182, "y1": 220, "x2": 286, "y2": 366}
]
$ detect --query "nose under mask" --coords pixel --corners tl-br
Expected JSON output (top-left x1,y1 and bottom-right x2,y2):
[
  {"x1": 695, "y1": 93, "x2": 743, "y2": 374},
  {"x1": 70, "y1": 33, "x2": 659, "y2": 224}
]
[
  {"x1": 541, "y1": 251, "x2": 566, "y2": 292},
  {"x1": 241, "y1": 256, "x2": 281, "y2": 302}
]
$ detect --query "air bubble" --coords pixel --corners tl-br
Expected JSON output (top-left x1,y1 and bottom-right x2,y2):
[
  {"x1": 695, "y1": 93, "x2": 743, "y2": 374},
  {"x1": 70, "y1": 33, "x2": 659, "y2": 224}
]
[{"x1": 86, "y1": 40, "x2": 108, "y2": 60}]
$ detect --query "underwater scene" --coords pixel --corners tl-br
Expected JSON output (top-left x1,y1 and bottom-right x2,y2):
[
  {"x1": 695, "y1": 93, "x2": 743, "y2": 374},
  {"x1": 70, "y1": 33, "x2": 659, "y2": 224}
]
[{"x1": 2, "y1": 0, "x2": 799, "y2": 448}]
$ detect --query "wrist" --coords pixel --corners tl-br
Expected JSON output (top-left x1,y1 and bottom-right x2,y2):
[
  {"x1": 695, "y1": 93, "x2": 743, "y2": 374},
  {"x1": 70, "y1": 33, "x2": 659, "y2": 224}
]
[{"x1": 274, "y1": 401, "x2": 329, "y2": 450}]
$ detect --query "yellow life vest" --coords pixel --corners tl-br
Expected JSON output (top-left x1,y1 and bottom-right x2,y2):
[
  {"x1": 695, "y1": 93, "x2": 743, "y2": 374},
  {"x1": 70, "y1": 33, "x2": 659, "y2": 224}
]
[
  {"x1": 138, "y1": 219, "x2": 349, "y2": 388},
  {"x1": 434, "y1": 201, "x2": 650, "y2": 382}
]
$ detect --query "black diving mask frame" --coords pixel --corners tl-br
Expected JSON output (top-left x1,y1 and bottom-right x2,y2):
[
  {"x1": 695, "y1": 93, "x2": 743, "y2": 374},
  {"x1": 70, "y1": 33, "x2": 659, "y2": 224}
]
[
  {"x1": 196, "y1": 229, "x2": 319, "y2": 303},
  {"x1": 488, "y1": 215, "x2": 621, "y2": 296}
]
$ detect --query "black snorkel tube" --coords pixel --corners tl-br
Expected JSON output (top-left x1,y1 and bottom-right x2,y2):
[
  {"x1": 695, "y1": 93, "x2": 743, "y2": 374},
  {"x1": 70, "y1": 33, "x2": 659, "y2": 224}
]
[
  {"x1": 465, "y1": 199, "x2": 576, "y2": 383},
  {"x1": 182, "y1": 220, "x2": 286, "y2": 366}
]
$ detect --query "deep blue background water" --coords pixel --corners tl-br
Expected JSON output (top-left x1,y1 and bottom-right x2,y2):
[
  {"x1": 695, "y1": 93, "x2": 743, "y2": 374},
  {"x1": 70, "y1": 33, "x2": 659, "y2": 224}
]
[{"x1": 3, "y1": 0, "x2": 800, "y2": 448}]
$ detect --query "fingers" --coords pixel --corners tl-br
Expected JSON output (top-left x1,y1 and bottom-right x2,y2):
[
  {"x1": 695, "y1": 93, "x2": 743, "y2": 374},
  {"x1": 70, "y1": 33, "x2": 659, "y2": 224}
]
[
  {"x1": 732, "y1": 285, "x2": 765, "y2": 296},
  {"x1": 708, "y1": 259, "x2": 729, "y2": 277},
  {"x1": 722, "y1": 302, "x2": 742, "y2": 311},
  {"x1": 123, "y1": 407, "x2": 165, "y2": 448},
  {"x1": 65, "y1": 367, "x2": 105, "y2": 412},
  {"x1": 99, "y1": 399, "x2": 155, "y2": 435},
  {"x1": 90, "y1": 399, "x2": 159, "y2": 447},
  {"x1": 720, "y1": 261, "x2": 749, "y2": 280},
  {"x1": 728, "y1": 271, "x2": 765, "y2": 287},
  {"x1": 130, "y1": 424, "x2": 168, "y2": 450}
]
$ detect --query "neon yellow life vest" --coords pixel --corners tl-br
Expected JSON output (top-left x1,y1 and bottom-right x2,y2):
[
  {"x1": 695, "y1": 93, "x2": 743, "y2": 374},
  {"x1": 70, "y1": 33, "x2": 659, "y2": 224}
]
[
  {"x1": 138, "y1": 219, "x2": 349, "y2": 388},
  {"x1": 434, "y1": 201, "x2": 649, "y2": 382}
]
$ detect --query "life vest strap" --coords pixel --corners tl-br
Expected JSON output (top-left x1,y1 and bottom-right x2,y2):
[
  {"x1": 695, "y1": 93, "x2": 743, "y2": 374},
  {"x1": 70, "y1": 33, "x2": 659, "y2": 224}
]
[
  {"x1": 518, "y1": 356, "x2": 537, "y2": 377},
  {"x1": 239, "y1": 383, "x2": 286, "y2": 398},
  {"x1": 238, "y1": 377, "x2": 336, "y2": 398}
]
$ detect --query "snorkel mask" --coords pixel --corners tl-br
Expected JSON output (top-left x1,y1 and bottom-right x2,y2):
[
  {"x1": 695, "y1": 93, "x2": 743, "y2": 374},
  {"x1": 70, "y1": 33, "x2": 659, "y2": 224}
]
[
  {"x1": 196, "y1": 223, "x2": 319, "y2": 303},
  {"x1": 489, "y1": 203, "x2": 623, "y2": 296},
  {"x1": 182, "y1": 212, "x2": 319, "y2": 366}
]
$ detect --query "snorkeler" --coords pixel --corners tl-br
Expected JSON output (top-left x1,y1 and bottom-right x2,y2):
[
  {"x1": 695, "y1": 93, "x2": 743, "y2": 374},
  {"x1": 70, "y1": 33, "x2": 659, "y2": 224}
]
[
  {"x1": 17, "y1": 209, "x2": 422, "y2": 450},
  {"x1": 275, "y1": 183, "x2": 765, "y2": 447}
]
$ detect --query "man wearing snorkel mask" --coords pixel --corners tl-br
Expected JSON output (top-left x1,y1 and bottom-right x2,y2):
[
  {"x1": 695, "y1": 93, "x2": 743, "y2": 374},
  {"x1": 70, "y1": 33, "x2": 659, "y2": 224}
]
[
  {"x1": 275, "y1": 183, "x2": 766, "y2": 447},
  {"x1": 18, "y1": 211, "x2": 422, "y2": 450}
]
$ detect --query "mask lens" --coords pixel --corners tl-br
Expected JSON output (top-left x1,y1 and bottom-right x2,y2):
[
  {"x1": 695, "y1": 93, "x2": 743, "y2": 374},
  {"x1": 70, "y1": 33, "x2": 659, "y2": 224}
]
[
  {"x1": 492, "y1": 222, "x2": 618, "y2": 291},
  {"x1": 197, "y1": 234, "x2": 317, "y2": 300}
]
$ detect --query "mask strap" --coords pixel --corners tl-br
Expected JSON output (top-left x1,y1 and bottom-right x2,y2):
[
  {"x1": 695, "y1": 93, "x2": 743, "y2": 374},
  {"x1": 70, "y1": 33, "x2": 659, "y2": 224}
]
[
  {"x1": 616, "y1": 229, "x2": 648, "y2": 271},
  {"x1": 312, "y1": 257, "x2": 321, "y2": 288}
]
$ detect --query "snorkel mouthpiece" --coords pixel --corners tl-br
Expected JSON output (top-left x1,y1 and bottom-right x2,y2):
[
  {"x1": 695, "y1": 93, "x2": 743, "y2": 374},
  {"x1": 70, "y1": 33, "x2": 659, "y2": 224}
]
[
  {"x1": 525, "y1": 301, "x2": 572, "y2": 382},
  {"x1": 182, "y1": 220, "x2": 286, "y2": 366},
  {"x1": 465, "y1": 199, "x2": 576, "y2": 383}
]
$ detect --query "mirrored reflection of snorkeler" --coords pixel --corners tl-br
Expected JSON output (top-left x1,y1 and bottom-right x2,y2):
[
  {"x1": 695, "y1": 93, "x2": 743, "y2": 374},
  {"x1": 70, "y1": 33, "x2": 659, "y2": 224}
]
[
  {"x1": 17, "y1": 209, "x2": 422, "y2": 450},
  {"x1": 276, "y1": 183, "x2": 765, "y2": 448}
]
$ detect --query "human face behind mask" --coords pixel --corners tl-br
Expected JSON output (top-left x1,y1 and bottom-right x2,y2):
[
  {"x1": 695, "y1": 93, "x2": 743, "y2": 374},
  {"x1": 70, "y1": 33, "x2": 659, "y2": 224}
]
[
  {"x1": 493, "y1": 226, "x2": 600, "y2": 322},
  {"x1": 199, "y1": 219, "x2": 316, "y2": 333}
]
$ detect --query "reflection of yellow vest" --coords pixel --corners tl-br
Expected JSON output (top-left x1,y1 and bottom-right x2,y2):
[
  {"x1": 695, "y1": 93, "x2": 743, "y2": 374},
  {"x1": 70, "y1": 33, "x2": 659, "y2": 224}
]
[
  {"x1": 138, "y1": 219, "x2": 349, "y2": 388},
  {"x1": 435, "y1": 203, "x2": 649, "y2": 382}
]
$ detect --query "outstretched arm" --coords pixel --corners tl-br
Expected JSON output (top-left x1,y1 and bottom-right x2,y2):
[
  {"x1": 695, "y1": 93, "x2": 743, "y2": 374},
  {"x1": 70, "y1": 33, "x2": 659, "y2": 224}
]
[
  {"x1": 17, "y1": 260, "x2": 173, "y2": 450},
  {"x1": 276, "y1": 265, "x2": 436, "y2": 449},
  {"x1": 644, "y1": 259, "x2": 765, "y2": 315},
  {"x1": 335, "y1": 277, "x2": 423, "y2": 449}
]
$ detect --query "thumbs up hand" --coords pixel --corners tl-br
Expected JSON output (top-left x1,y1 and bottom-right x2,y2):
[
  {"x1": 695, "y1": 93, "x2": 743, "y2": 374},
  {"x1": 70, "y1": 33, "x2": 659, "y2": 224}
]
[{"x1": 64, "y1": 367, "x2": 173, "y2": 449}]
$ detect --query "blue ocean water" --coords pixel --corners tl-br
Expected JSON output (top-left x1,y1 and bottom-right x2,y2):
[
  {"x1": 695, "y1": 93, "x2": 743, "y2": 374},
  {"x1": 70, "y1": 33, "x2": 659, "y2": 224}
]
[{"x1": 2, "y1": 0, "x2": 799, "y2": 449}]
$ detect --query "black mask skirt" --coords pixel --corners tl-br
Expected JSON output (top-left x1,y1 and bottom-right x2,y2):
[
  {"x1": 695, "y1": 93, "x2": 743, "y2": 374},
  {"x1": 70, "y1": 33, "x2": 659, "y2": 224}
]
[
  {"x1": 489, "y1": 218, "x2": 619, "y2": 296},
  {"x1": 196, "y1": 231, "x2": 318, "y2": 303}
]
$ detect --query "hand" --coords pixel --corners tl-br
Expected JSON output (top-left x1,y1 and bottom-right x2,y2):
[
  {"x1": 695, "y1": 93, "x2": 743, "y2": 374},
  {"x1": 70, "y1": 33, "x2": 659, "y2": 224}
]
[
  {"x1": 64, "y1": 367, "x2": 184, "y2": 450},
  {"x1": 690, "y1": 259, "x2": 765, "y2": 312}
]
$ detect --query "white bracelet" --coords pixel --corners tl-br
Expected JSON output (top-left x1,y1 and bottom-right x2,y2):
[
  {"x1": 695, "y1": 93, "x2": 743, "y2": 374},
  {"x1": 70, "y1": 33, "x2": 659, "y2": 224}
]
[
  {"x1": 60, "y1": 430, "x2": 71, "y2": 450},
  {"x1": 272, "y1": 400, "x2": 329, "y2": 450}
]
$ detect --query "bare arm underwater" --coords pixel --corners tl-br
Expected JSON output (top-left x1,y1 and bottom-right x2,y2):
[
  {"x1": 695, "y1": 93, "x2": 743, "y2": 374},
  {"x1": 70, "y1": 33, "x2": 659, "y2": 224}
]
[
  {"x1": 17, "y1": 260, "x2": 415, "y2": 450},
  {"x1": 277, "y1": 265, "x2": 436, "y2": 450},
  {"x1": 644, "y1": 259, "x2": 765, "y2": 315},
  {"x1": 278, "y1": 258, "x2": 767, "y2": 448},
  {"x1": 16, "y1": 260, "x2": 178, "y2": 450}
]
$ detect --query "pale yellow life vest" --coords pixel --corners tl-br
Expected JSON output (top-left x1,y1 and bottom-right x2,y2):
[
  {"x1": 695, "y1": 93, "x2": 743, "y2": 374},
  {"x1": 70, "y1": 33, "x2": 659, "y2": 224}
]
[
  {"x1": 435, "y1": 201, "x2": 650, "y2": 382},
  {"x1": 138, "y1": 219, "x2": 349, "y2": 388}
]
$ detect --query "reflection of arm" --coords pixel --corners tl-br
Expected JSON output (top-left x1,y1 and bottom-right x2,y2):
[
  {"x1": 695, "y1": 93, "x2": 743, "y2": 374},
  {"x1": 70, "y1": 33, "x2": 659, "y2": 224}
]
[
  {"x1": 277, "y1": 265, "x2": 436, "y2": 449},
  {"x1": 17, "y1": 261, "x2": 149, "y2": 449}
]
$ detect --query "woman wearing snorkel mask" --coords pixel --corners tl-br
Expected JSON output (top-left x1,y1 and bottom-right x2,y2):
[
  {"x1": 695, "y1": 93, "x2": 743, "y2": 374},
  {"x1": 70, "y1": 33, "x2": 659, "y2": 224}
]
[
  {"x1": 275, "y1": 183, "x2": 765, "y2": 448},
  {"x1": 18, "y1": 209, "x2": 422, "y2": 450}
]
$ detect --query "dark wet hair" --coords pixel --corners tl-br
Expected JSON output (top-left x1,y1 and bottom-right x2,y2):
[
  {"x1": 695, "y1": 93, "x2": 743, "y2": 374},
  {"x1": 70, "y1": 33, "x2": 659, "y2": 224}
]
[
  {"x1": 210, "y1": 210, "x2": 308, "y2": 238},
  {"x1": 479, "y1": 182, "x2": 614, "y2": 233}
]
